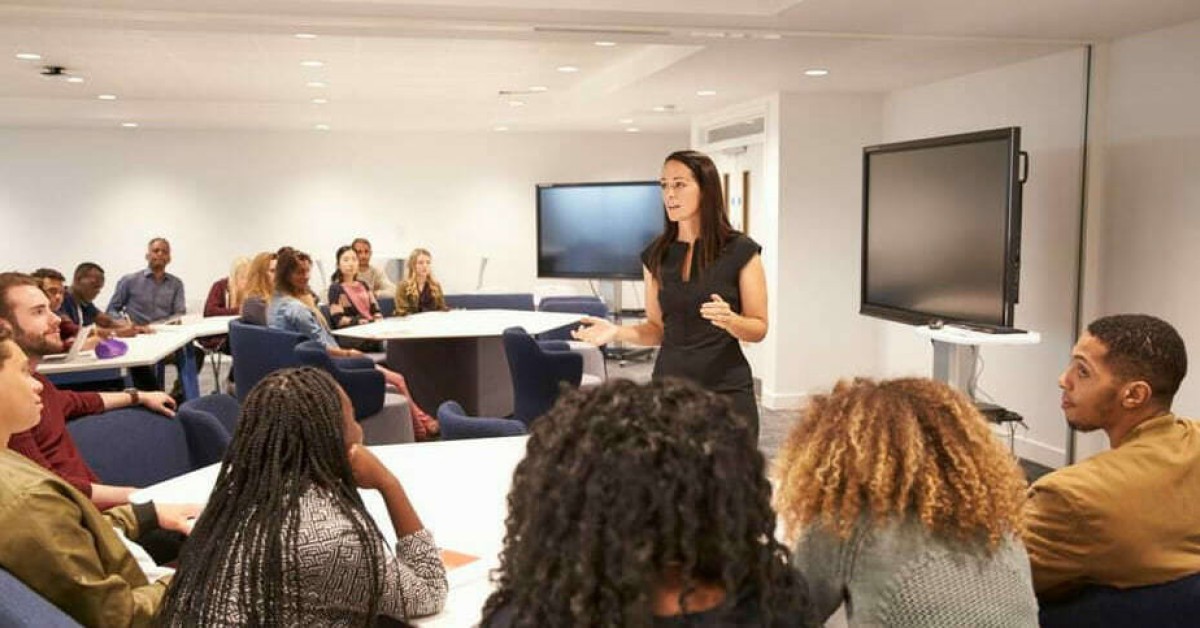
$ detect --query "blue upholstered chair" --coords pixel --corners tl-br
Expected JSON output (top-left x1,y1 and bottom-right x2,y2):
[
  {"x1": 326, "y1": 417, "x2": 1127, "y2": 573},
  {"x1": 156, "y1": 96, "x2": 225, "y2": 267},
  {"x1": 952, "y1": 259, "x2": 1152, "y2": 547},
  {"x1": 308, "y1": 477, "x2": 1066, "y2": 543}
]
[
  {"x1": 537, "y1": 296, "x2": 609, "y2": 341},
  {"x1": 227, "y1": 319, "x2": 306, "y2": 402},
  {"x1": 502, "y1": 326, "x2": 583, "y2": 426},
  {"x1": 176, "y1": 405, "x2": 232, "y2": 467},
  {"x1": 293, "y1": 341, "x2": 414, "y2": 444},
  {"x1": 377, "y1": 295, "x2": 396, "y2": 317},
  {"x1": 66, "y1": 408, "x2": 198, "y2": 487},
  {"x1": 437, "y1": 401, "x2": 527, "y2": 439},
  {"x1": 294, "y1": 340, "x2": 384, "y2": 419},
  {"x1": 444, "y1": 293, "x2": 535, "y2": 311},
  {"x1": 180, "y1": 393, "x2": 240, "y2": 436},
  {"x1": 0, "y1": 567, "x2": 80, "y2": 627},
  {"x1": 1039, "y1": 571, "x2": 1200, "y2": 628}
]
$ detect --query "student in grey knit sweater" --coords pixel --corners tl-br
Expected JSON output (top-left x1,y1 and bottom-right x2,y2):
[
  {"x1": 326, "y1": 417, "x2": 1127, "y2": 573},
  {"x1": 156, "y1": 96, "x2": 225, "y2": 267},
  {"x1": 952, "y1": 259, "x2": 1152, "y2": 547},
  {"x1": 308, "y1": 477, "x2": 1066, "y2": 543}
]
[{"x1": 774, "y1": 378, "x2": 1039, "y2": 627}]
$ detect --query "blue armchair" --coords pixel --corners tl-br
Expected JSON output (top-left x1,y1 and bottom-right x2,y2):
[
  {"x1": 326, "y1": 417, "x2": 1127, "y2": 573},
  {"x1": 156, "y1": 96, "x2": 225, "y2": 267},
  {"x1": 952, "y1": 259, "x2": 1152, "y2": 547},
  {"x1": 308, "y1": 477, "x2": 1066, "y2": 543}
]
[
  {"x1": 0, "y1": 567, "x2": 80, "y2": 627},
  {"x1": 437, "y1": 400, "x2": 527, "y2": 440},
  {"x1": 177, "y1": 405, "x2": 232, "y2": 467},
  {"x1": 537, "y1": 296, "x2": 609, "y2": 341},
  {"x1": 227, "y1": 319, "x2": 305, "y2": 402},
  {"x1": 502, "y1": 326, "x2": 583, "y2": 426},
  {"x1": 294, "y1": 340, "x2": 384, "y2": 419},
  {"x1": 378, "y1": 295, "x2": 396, "y2": 317},
  {"x1": 444, "y1": 293, "x2": 535, "y2": 311},
  {"x1": 1039, "y1": 571, "x2": 1200, "y2": 628},
  {"x1": 180, "y1": 393, "x2": 240, "y2": 436},
  {"x1": 66, "y1": 408, "x2": 198, "y2": 487}
]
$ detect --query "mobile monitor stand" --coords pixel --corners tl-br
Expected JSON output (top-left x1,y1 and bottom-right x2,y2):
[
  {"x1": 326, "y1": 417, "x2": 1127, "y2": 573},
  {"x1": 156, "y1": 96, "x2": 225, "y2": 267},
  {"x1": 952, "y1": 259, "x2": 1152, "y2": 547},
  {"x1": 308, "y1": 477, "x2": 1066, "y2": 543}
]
[{"x1": 599, "y1": 279, "x2": 654, "y2": 364}]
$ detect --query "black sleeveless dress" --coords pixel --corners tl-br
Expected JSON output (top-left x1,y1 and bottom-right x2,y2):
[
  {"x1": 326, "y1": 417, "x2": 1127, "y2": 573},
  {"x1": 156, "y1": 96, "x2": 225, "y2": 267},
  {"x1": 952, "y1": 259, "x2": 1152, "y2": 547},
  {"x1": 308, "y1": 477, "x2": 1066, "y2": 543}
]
[{"x1": 641, "y1": 234, "x2": 761, "y2": 432}]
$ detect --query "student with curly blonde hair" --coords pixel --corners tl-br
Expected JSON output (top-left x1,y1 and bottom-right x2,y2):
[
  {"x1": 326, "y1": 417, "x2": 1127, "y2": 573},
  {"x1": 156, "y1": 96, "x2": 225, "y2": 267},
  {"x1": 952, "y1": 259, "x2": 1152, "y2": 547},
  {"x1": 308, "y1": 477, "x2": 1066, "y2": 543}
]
[{"x1": 774, "y1": 377, "x2": 1037, "y2": 627}]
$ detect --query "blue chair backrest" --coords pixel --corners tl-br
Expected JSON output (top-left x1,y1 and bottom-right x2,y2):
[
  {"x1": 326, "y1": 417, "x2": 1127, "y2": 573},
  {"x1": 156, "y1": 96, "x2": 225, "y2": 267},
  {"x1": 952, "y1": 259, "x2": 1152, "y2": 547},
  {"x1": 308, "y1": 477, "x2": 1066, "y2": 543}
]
[
  {"x1": 66, "y1": 408, "x2": 195, "y2": 487},
  {"x1": 377, "y1": 295, "x2": 396, "y2": 317},
  {"x1": 437, "y1": 401, "x2": 527, "y2": 440},
  {"x1": 294, "y1": 341, "x2": 385, "y2": 419},
  {"x1": 537, "y1": 297, "x2": 609, "y2": 341},
  {"x1": 502, "y1": 326, "x2": 583, "y2": 425},
  {"x1": 177, "y1": 406, "x2": 232, "y2": 467},
  {"x1": 0, "y1": 567, "x2": 80, "y2": 627},
  {"x1": 180, "y1": 393, "x2": 240, "y2": 436},
  {"x1": 1039, "y1": 571, "x2": 1200, "y2": 628},
  {"x1": 445, "y1": 293, "x2": 535, "y2": 311},
  {"x1": 228, "y1": 319, "x2": 305, "y2": 402}
]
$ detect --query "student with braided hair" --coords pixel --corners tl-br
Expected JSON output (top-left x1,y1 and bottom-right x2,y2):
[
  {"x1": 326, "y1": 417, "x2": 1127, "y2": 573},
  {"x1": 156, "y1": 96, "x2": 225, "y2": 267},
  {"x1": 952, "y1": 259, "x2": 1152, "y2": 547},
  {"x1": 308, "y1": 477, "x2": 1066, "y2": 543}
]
[
  {"x1": 481, "y1": 378, "x2": 808, "y2": 627},
  {"x1": 268, "y1": 247, "x2": 440, "y2": 440},
  {"x1": 159, "y1": 367, "x2": 447, "y2": 626}
]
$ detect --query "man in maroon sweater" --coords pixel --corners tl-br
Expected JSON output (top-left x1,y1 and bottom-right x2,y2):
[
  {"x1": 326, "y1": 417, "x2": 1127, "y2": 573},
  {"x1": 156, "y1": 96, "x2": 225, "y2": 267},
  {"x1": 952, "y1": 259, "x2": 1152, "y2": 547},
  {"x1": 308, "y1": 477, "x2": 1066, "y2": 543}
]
[{"x1": 0, "y1": 273, "x2": 177, "y2": 508}]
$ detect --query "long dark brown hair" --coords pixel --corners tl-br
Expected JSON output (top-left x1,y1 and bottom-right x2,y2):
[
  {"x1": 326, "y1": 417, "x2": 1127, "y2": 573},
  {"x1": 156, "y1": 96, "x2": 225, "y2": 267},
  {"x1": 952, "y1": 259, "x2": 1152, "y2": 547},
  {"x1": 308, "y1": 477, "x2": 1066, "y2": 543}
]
[{"x1": 644, "y1": 150, "x2": 737, "y2": 281}]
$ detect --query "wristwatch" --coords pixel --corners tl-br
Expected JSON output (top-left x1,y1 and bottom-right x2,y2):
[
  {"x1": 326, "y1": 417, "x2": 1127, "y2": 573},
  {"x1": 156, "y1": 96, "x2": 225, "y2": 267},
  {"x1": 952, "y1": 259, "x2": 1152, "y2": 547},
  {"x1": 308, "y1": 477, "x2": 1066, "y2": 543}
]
[{"x1": 124, "y1": 388, "x2": 140, "y2": 405}]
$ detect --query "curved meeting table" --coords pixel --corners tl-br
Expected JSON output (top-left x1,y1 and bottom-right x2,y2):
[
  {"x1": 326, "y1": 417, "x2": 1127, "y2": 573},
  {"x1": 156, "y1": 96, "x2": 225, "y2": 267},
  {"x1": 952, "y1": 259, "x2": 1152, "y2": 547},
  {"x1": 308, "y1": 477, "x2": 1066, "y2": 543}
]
[
  {"x1": 132, "y1": 436, "x2": 528, "y2": 627},
  {"x1": 333, "y1": 309, "x2": 583, "y2": 417}
]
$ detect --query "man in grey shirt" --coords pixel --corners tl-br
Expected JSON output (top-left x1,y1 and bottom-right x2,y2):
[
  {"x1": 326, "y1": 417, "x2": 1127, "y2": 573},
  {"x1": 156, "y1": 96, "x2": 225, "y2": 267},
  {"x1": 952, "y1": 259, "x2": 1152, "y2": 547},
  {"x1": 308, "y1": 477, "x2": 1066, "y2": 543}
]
[
  {"x1": 106, "y1": 237, "x2": 185, "y2": 325},
  {"x1": 351, "y1": 237, "x2": 395, "y2": 297}
]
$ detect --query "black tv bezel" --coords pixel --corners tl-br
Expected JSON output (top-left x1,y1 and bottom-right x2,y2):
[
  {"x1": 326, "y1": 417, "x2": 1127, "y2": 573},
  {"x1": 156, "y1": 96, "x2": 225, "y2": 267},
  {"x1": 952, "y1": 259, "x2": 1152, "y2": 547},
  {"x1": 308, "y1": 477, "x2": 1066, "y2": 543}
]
[
  {"x1": 859, "y1": 127, "x2": 1024, "y2": 329},
  {"x1": 535, "y1": 180, "x2": 662, "y2": 281}
]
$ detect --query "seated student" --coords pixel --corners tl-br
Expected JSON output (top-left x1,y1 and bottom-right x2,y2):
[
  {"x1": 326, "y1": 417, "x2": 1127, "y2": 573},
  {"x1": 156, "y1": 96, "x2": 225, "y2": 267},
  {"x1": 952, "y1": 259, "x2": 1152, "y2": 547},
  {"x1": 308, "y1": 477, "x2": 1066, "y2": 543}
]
[
  {"x1": 328, "y1": 244, "x2": 384, "y2": 351},
  {"x1": 31, "y1": 267, "x2": 81, "y2": 345},
  {"x1": 268, "y1": 248, "x2": 439, "y2": 440},
  {"x1": 239, "y1": 251, "x2": 276, "y2": 325},
  {"x1": 1024, "y1": 314, "x2": 1200, "y2": 600},
  {"x1": 60, "y1": 261, "x2": 145, "y2": 337},
  {"x1": 394, "y1": 247, "x2": 448, "y2": 316},
  {"x1": 107, "y1": 237, "x2": 188, "y2": 392},
  {"x1": 0, "y1": 326, "x2": 199, "y2": 627},
  {"x1": 774, "y1": 377, "x2": 1037, "y2": 627},
  {"x1": 352, "y1": 237, "x2": 396, "y2": 297},
  {"x1": 480, "y1": 378, "x2": 808, "y2": 627},
  {"x1": 1, "y1": 272, "x2": 178, "y2": 509},
  {"x1": 201, "y1": 256, "x2": 250, "y2": 356},
  {"x1": 158, "y1": 367, "x2": 447, "y2": 625}
]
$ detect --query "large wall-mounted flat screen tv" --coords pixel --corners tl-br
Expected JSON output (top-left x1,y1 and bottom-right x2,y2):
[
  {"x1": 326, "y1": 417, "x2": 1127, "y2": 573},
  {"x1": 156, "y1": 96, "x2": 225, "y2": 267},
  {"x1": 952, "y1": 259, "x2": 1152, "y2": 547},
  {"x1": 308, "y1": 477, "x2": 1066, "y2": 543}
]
[
  {"x1": 861, "y1": 127, "x2": 1027, "y2": 329},
  {"x1": 537, "y1": 181, "x2": 662, "y2": 280}
]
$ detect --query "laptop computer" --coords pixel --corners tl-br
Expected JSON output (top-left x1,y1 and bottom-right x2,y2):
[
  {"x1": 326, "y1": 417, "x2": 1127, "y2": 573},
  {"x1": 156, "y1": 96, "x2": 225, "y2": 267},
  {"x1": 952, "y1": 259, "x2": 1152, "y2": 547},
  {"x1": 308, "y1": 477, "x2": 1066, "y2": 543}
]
[{"x1": 42, "y1": 325, "x2": 97, "y2": 363}]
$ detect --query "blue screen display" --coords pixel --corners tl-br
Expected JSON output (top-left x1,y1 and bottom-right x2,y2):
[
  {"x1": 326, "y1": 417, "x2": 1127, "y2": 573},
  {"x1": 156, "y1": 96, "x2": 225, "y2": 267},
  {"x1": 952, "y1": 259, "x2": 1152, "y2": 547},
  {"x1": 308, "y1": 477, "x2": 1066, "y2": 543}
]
[{"x1": 537, "y1": 182, "x2": 663, "y2": 279}]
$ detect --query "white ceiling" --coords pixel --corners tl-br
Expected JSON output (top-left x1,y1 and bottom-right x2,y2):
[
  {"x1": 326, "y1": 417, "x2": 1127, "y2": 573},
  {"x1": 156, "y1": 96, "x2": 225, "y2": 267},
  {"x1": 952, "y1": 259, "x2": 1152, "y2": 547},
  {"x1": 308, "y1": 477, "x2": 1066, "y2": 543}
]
[{"x1": 1, "y1": 0, "x2": 1197, "y2": 132}]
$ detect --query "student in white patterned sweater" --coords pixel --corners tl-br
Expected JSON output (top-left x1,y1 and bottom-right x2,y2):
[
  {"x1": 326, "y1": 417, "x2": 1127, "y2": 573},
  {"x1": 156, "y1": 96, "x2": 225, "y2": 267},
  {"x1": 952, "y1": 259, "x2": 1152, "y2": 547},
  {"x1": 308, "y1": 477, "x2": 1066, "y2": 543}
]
[{"x1": 158, "y1": 367, "x2": 447, "y2": 626}]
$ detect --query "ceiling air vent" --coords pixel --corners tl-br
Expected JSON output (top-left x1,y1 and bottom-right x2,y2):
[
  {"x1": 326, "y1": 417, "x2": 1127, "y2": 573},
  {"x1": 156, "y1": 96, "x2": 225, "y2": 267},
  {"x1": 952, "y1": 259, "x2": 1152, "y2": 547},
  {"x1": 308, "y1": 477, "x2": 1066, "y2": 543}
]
[{"x1": 705, "y1": 117, "x2": 765, "y2": 144}]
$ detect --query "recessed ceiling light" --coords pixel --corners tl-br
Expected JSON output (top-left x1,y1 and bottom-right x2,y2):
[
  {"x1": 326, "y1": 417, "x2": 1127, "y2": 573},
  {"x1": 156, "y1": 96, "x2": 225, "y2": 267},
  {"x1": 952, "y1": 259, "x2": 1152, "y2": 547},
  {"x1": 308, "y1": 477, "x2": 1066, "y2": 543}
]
[
  {"x1": 696, "y1": 89, "x2": 717, "y2": 97},
  {"x1": 761, "y1": 33, "x2": 782, "y2": 40},
  {"x1": 804, "y1": 68, "x2": 830, "y2": 77},
  {"x1": 121, "y1": 122, "x2": 138, "y2": 128},
  {"x1": 556, "y1": 65, "x2": 580, "y2": 73},
  {"x1": 15, "y1": 52, "x2": 42, "y2": 61},
  {"x1": 313, "y1": 124, "x2": 330, "y2": 131},
  {"x1": 493, "y1": 125, "x2": 509, "y2": 132},
  {"x1": 508, "y1": 100, "x2": 526, "y2": 107},
  {"x1": 295, "y1": 33, "x2": 318, "y2": 39},
  {"x1": 618, "y1": 118, "x2": 634, "y2": 124},
  {"x1": 625, "y1": 127, "x2": 641, "y2": 133},
  {"x1": 97, "y1": 94, "x2": 117, "y2": 100},
  {"x1": 594, "y1": 41, "x2": 617, "y2": 47},
  {"x1": 652, "y1": 105, "x2": 670, "y2": 112},
  {"x1": 300, "y1": 60, "x2": 324, "y2": 67},
  {"x1": 311, "y1": 98, "x2": 328, "y2": 104},
  {"x1": 66, "y1": 76, "x2": 85, "y2": 83},
  {"x1": 306, "y1": 81, "x2": 327, "y2": 88},
  {"x1": 528, "y1": 85, "x2": 548, "y2": 93}
]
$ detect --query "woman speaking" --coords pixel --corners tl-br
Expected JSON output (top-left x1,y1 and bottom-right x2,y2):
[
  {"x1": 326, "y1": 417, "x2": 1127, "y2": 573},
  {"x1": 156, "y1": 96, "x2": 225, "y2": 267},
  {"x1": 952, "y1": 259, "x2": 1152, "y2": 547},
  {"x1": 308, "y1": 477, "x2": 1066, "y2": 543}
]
[{"x1": 573, "y1": 150, "x2": 767, "y2": 432}]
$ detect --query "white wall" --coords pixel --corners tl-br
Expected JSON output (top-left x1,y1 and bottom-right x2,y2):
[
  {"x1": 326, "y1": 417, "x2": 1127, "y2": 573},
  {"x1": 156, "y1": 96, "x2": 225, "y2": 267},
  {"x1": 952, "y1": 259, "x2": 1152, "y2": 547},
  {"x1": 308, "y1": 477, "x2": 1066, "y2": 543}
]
[
  {"x1": 0, "y1": 129, "x2": 685, "y2": 310},
  {"x1": 1099, "y1": 18, "x2": 1200, "y2": 419},
  {"x1": 770, "y1": 93, "x2": 884, "y2": 405},
  {"x1": 878, "y1": 48, "x2": 1090, "y2": 467}
]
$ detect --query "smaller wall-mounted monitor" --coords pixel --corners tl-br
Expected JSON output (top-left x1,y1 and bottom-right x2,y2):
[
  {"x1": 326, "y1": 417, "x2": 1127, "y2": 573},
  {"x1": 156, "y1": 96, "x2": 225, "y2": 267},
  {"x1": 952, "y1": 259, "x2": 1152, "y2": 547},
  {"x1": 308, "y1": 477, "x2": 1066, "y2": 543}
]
[
  {"x1": 861, "y1": 127, "x2": 1027, "y2": 329},
  {"x1": 537, "y1": 181, "x2": 663, "y2": 280}
]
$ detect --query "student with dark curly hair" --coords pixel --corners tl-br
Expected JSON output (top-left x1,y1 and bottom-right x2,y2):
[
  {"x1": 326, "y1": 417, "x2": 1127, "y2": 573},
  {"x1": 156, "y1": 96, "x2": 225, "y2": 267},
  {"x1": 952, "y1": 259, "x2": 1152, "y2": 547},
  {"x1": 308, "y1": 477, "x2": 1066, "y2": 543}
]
[
  {"x1": 774, "y1": 377, "x2": 1037, "y2": 627},
  {"x1": 481, "y1": 378, "x2": 808, "y2": 627},
  {"x1": 158, "y1": 367, "x2": 447, "y2": 626}
]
